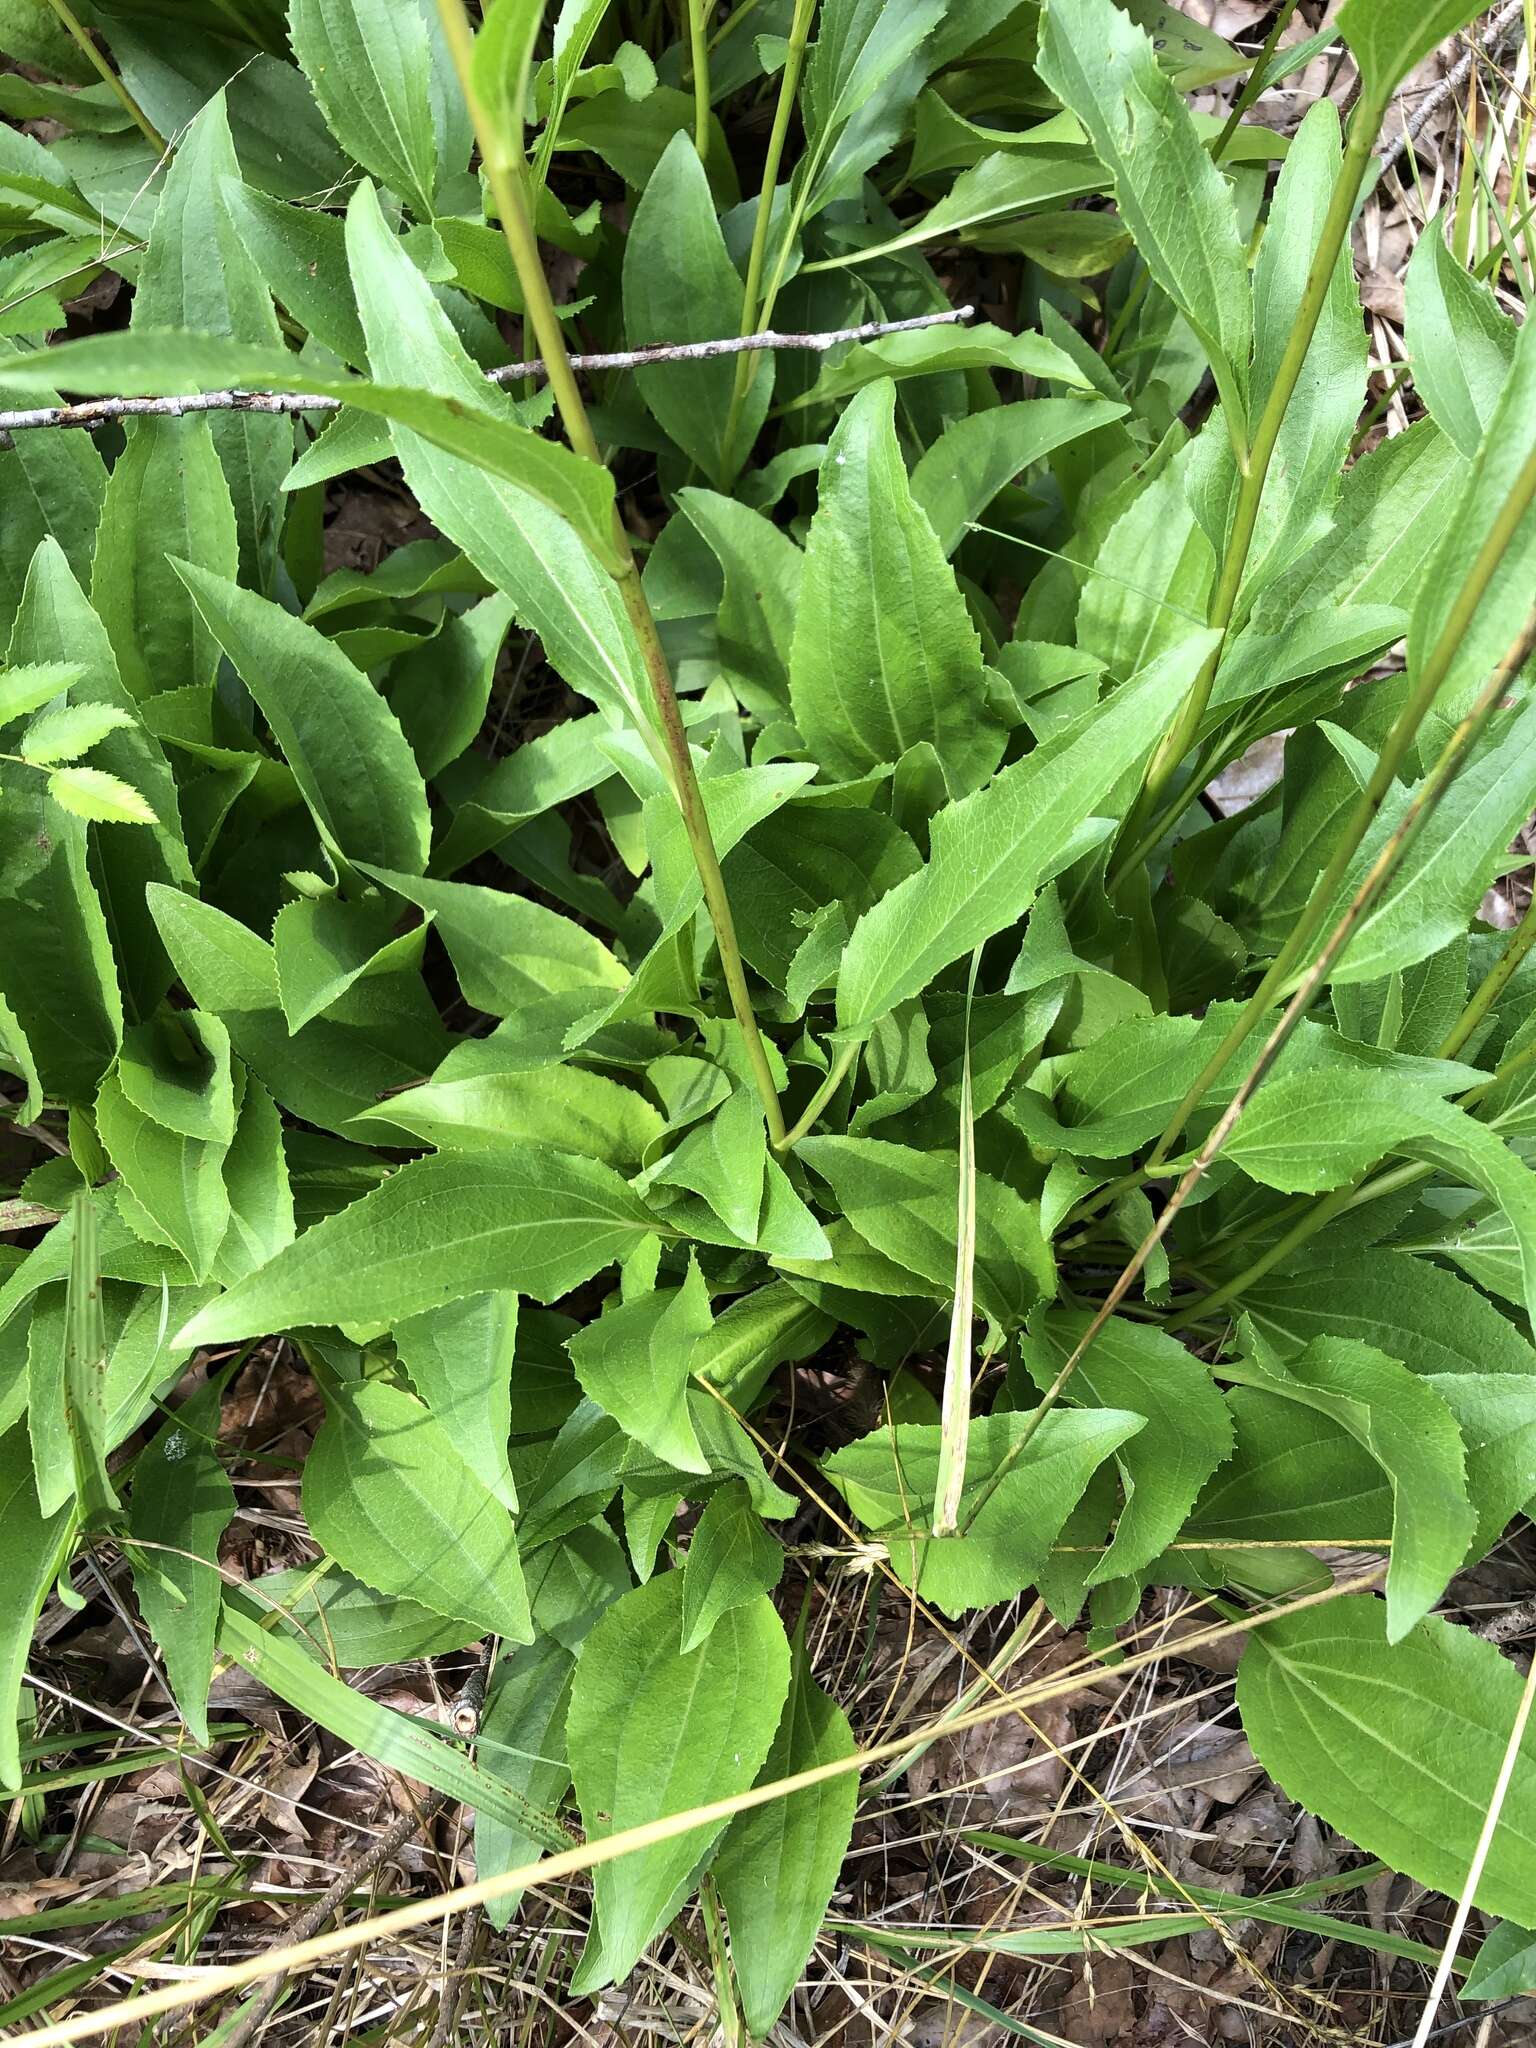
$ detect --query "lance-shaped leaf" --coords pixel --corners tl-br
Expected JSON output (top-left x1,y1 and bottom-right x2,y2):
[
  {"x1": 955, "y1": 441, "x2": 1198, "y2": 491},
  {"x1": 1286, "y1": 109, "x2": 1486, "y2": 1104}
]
[
  {"x1": 177, "y1": 1149, "x2": 660, "y2": 1347},
  {"x1": 836, "y1": 633, "x2": 1215, "y2": 1033},
  {"x1": 290, "y1": 0, "x2": 438, "y2": 218}
]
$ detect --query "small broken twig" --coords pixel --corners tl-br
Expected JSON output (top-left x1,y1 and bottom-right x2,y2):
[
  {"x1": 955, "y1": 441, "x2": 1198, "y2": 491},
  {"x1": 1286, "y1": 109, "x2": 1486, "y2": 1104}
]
[{"x1": 0, "y1": 306, "x2": 974, "y2": 440}]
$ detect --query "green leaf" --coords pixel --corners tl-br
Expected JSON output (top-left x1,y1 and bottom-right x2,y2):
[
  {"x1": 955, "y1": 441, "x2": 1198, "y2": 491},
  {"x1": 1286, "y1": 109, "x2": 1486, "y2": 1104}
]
[
  {"x1": 1221, "y1": 1069, "x2": 1536, "y2": 1331},
  {"x1": 1406, "y1": 218, "x2": 1518, "y2": 461},
  {"x1": 118, "y1": 1010, "x2": 235, "y2": 1146},
  {"x1": 1408, "y1": 315, "x2": 1536, "y2": 734},
  {"x1": 1238, "y1": 1593, "x2": 1536, "y2": 1920},
  {"x1": 128, "y1": 1376, "x2": 235, "y2": 1747},
  {"x1": 714, "y1": 1628, "x2": 857, "y2": 2037},
  {"x1": 1189, "y1": 1387, "x2": 1390, "y2": 1548},
  {"x1": 0, "y1": 1417, "x2": 75, "y2": 1790},
  {"x1": 1037, "y1": 0, "x2": 1250, "y2": 425},
  {"x1": 623, "y1": 132, "x2": 768, "y2": 483},
  {"x1": 474, "y1": 1638, "x2": 576, "y2": 1929},
  {"x1": 1240, "y1": 1251, "x2": 1536, "y2": 1381},
  {"x1": 1336, "y1": 0, "x2": 1486, "y2": 104},
  {"x1": 45, "y1": 765, "x2": 158, "y2": 827},
  {"x1": 789, "y1": 380, "x2": 1002, "y2": 790},
  {"x1": 302, "y1": 1375, "x2": 532, "y2": 1641},
  {"x1": 798, "y1": 1135, "x2": 1054, "y2": 1328},
  {"x1": 290, "y1": 0, "x2": 438, "y2": 219},
  {"x1": 472, "y1": 0, "x2": 545, "y2": 164},
  {"x1": 1243, "y1": 98, "x2": 1366, "y2": 597},
  {"x1": 1429, "y1": 1373, "x2": 1536, "y2": 1564},
  {"x1": 271, "y1": 895, "x2": 427, "y2": 1033},
  {"x1": 176, "y1": 1148, "x2": 659, "y2": 1347},
  {"x1": 788, "y1": 318, "x2": 1091, "y2": 411},
  {"x1": 247, "y1": 1563, "x2": 482, "y2": 1667},
  {"x1": 1462, "y1": 1918, "x2": 1536, "y2": 2001},
  {"x1": 1020, "y1": 1311, "x2": 1234, "y2": 1586},
  {"x1": 679, "y1": 1479, "x2": 783, "y2": 1653},
  {"x1": 20, "y1": 702, "x2": 133, "y2": 765},
  {"x1": 909, "y1": 396, "x2": 1127, "y2": 558},
  {"x1": 837, "y1": 633, "x2": 1216, "y2": 1032},
  {"x1": 360, "y1": 1059, "x2": 663, "y2": 1170},
  {"x1": 171, "y1": 564, "x2": 429, "y2": 875},
  {"x1": 824, "y1": 1408, "x2": 1143, "y2": 1616},
  {"x1": 95, "y1": 1065, "x2": 232, "y2": 1283},
  {"x1": 394, "y1": 1291, "x2": 521, "y2": 1512},
  {"x1": 807, "y1": 152, "x2": 1104, "y2": 273},
  {"x1": 567, "y1": 1258, "x2": 712, "y2": 1473},
  {"x1": 214, "y1": 1070, "x2": 295, "y2": 1287},
  {"x1": 218, "y1": 182, "x2": 368, "y2": 366},
  {"x1": 690, "y1": 1281, "x2": 835, "y2": 1408},
  {"x1": 566, "y1": 1575, "x2": 789, "y2": 1990},
  {"x1": 358, "y1": 866, "x2": 626, "y2": 1011},
  {"x1": 1226, "y1": 1336, "x2": 1472, "y2": 1641},
  {"x1": 90, "y1": 414, "x2": 239, "y2": 705},
  {"x1": 131, "y1": 93, "x2": 287, "y2": 590}
]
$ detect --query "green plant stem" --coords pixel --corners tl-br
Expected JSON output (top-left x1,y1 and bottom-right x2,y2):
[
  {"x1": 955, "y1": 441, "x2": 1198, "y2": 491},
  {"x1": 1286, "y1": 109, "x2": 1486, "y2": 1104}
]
[
  {"x1": 1147, "y1": 435, "x2": 1536, "y2": 1169},
  {"x1": 1437, "y1": 890, "x2": 1536, "y2": 1060},
  {"x1": 41, "y1": 0, "x2": 167, "y2": 153},
  {"x1": 1115, "y1": 83, "x2": 1387, "y2": 873},
  {"x1": 436, "y1": 0, "x2": 786, "y2": 1145},
  {"x1": 773, "y1": 1036, "x2": 860, "y2": 1151},
  {"x1": 684, "y1": 0, "x2": 711, "y2": 158},
  {"x1": 1211, "y1": 0, "x2": 1301, "y2": 164},
  {"x1": 722, "y1": 0, "x2": 817, "y2": 470}
]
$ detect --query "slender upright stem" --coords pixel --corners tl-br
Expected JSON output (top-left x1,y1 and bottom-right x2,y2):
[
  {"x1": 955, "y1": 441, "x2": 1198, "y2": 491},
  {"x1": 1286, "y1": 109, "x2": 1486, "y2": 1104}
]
[
  {"x1": 436, "y1": 0, "x2": 787, "y2": 1144},
  {"x1": 1211, "y1": 0, "x2": 1301, "y2": 165},
  {"x1": 1116, "y1": 87, "x2": 1386, "y2": 864},
  {"x1": 1148, "y1": 436, "x2": 1536, "y2": 1167},
  {"x1": 42, "y1": 0, "x2": 168, "y2": 153},
  {"x1": 1438, "y1": 889, "x2": 1536, "y2": 1060},
  {"x1": 684, "y1": 0, "x2": 711, "y2": 158},
  {"x1": 722, "y1": 0, "x2": 817, "y2": 469}
]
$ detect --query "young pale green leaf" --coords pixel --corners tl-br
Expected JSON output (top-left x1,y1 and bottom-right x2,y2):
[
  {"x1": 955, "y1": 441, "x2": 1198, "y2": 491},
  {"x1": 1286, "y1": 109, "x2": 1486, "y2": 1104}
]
[
  {"x1": 837, "y1": 633, "x2": 1215, "y2": 1033},
  {"x1": 797, "y1": 1136, "x2": 1054, "y2": 1329},
  {"x1": 127, "y1": 1376, "x2": 235, "y2": 1747},
  {"x1": 0, "y1": 661, "x2": 83, "y2": 726},
  {"x1": 290, "y1": 0, "x2": 438, "y2": 218},
  {"x1": 303, "y1": 1375, "x2": 532, "y2": 1641},
  {"x1": 678, "y1": 1479, "x2": 783, "y2": 1653},
  {"x1": 0, "y1": 1417, "x2": 75, "y2": 1790},
  {"x1": 45, "y1": 765, "x2": 158, "y2": 827},
  {"x1": 394, "y1": 1291, "x2": 520, "y2": 1512},
  {"x1": 714, "y1": 1629, "x2": 857, "y2": 2037},
  {"x1": 1021, "y1": 1311, "x2": 1233, "y2": 1587},
  {"x1": 177, "y1": 1148, "x2": 659, "y2": 1348},
  {"x1": 171, "y1": 563, "x2": 429, "y2": 875},
  {"x1": 1406, "y1": 219, "x2": 1519, "y2": 460},
  {"x1": 824, "y1": 1409, "x2": 1143, "y2": 1616},
  {"x1": 1226, "y1": 1336, "x2": 1472, "y2": 1641},
  {"x1": 20, "y1": 702, "x2": 133, "y2": 765},
  {"x1": 623, "y1": 133, "x2": 768, "y2": 484},
  {"x1": 789, "y1": 380, "x2": 1001, "y2": 790},
  {"x1": 566, "y1": 1575, "x2": 789, "y2": 1991},
  {"x1": 1037, "y1": 0, "x2": 1250, "y2": 424},
  {"x1": 1238, "y1": 1594, "x2": 1536, "y2": 1920},
  {"x1": 1335, "y1": 0, "x2": 1486, "y2": 104},
  {"x1": 567, "y1": 1258, "x2": 712, "y2": 1473}
]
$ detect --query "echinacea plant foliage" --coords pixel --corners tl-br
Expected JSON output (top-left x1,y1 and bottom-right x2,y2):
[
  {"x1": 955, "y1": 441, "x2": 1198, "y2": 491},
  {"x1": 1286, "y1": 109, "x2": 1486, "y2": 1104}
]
[{"x1": 4, "y1": 0, "x2": 1536, "y2": 2027}]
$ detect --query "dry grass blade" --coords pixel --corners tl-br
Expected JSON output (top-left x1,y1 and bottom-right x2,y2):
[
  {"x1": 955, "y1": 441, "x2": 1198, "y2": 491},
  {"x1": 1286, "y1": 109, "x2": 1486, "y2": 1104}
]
[{"x1": 933, "y1": 947, "x2": 981, "y2": 1536}]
